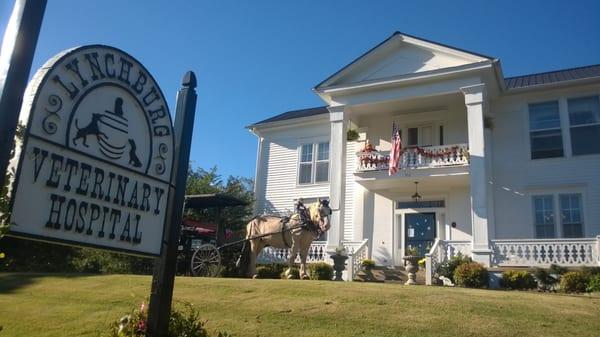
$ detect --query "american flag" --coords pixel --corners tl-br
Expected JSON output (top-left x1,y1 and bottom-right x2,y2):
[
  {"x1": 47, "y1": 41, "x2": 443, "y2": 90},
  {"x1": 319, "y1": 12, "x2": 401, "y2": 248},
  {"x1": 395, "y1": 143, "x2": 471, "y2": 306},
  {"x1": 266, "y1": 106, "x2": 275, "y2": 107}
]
[{"x1": 388, "y1": 122, "x2": 402, "y2": 175}]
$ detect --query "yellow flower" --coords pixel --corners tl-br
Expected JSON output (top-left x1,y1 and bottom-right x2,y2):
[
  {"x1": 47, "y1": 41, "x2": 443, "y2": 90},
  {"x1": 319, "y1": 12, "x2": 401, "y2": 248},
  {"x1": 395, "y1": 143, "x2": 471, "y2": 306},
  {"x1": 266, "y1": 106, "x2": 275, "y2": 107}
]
[{"x1": 0, "y1": 252, "x2": 5, "y2": 259}]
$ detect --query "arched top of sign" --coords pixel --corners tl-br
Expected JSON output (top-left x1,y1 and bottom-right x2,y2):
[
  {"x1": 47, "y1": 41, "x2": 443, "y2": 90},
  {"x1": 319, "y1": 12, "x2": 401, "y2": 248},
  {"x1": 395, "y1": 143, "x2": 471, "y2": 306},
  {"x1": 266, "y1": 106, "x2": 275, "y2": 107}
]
[{"x1": 19, "y1": 45, "x2": 174, "y2": 183}]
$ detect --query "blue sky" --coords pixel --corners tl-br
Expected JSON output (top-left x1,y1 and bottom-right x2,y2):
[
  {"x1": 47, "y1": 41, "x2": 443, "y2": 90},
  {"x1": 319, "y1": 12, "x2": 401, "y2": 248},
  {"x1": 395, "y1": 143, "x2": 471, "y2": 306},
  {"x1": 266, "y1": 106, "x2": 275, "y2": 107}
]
[{"x1": 2, "y1": 0, "x2": 600, "y2": 180}]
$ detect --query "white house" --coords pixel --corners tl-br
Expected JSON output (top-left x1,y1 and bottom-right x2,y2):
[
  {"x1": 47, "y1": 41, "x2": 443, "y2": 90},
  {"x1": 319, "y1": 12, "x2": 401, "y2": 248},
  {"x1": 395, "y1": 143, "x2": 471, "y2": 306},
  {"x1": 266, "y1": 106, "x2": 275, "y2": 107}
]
[{"x1": 247, "y1": 32, "x2": 600, "y2": 282}]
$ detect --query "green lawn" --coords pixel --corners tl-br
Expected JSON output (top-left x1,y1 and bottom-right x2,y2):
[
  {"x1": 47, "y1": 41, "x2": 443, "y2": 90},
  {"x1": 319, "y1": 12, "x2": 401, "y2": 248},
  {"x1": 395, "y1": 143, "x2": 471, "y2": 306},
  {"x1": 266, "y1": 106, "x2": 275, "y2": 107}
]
[{"x1": 0, "y1": 273, "x2": 599, "y2": 337}]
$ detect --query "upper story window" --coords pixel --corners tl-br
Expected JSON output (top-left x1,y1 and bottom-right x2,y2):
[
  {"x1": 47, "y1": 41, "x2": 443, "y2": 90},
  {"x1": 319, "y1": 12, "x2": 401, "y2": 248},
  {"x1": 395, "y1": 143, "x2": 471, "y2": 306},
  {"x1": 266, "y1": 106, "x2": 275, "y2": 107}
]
[
  {"x1": 528, "y1": 101, "x2": 563, "y2": 159},
  {"x1": 568, "y1": 96, "x2": 600, "y2": 155},
  {"x1": 298, "y1": 142, "x2": 329, "y2": 185}
]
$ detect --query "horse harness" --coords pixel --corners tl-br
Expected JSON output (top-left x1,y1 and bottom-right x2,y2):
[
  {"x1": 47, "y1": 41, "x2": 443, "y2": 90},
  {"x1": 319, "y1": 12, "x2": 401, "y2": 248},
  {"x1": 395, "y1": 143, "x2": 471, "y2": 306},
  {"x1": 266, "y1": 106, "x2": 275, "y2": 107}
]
[{"x1": 278, "y1": 202, "x2": 322, "y2": 248}]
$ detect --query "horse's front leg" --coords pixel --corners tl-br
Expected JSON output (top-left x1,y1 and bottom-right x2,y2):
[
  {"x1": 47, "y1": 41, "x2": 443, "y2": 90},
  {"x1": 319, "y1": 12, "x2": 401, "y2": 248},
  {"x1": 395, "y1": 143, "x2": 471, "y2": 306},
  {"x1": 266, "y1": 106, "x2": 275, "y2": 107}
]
[
  {"x1": 249, "y1": 240, "x2": 263, "y2": 278},
  {"x1": 299, "y1": 249, "x2": 309, "y2": 280},
  {"x1": 286, "y1": 244, "x2": 298, "y2": 279}
]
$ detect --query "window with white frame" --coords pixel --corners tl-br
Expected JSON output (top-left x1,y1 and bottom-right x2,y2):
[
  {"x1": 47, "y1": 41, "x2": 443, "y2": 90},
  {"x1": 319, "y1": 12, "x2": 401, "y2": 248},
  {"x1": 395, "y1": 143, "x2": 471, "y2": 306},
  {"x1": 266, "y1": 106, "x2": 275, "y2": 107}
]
[
  {"x1": 298, "y1": 142, "x2": 329, "y2": 185},
  {"x1": 532, "y1": 195, "x2": 555, "y2": 238},
  {"x1": 406, "y1": 125, "x2": 433, "y2": 147},
  {"x1": 567, "y1": 96, "x2": 600, "y2": 156},
  {"x1": 532, "y1": 192, "x2": 584, "y2": 238},
  {"x1": 528, "y1": 101, "x2": 563, "y2": 159},
  {"x1": 559, "y1": 193, "x2": 584, "y2": 238}
]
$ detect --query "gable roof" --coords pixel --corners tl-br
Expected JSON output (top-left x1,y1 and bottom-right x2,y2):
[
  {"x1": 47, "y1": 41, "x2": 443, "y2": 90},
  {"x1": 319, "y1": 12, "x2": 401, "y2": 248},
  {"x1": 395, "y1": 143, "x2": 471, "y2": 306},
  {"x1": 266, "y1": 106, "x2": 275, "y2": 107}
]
[
  {"x1": 247, "y1": 106, "x2": 329, "y2": 128},
  {"x1": 505, "y1": 64, "x2": 600, "y2": 90},
  {"x1": 314, "y1": 31, "x2": 495, "y2": 90}
]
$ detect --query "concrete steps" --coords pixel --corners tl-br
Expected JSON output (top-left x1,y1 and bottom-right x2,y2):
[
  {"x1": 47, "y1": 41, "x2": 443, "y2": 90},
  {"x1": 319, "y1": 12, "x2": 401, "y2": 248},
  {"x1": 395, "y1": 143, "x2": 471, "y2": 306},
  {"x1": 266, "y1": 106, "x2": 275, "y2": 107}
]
[{"x1": 354, "y1": 266, "x2": 426, "y2": 284}]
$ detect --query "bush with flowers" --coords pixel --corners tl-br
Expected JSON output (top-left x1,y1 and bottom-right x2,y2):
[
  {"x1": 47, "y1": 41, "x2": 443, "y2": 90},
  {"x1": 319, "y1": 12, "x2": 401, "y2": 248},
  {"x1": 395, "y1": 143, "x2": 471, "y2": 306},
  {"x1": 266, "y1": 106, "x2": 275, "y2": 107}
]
[{"x1": 108, "y1": 301, "x2": 231, "y2": 337}]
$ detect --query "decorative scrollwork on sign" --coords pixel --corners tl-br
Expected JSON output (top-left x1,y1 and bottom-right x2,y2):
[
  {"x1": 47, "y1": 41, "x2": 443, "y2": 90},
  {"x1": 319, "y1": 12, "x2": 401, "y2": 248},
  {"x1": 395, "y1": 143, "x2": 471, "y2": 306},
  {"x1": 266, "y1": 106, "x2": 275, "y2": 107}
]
[
  {"x1": 42, "y1": 94, "x2": 62, "y2": 135},
  {"x1": 154, "y1": 143, "x2": 168, "y2": 175}
]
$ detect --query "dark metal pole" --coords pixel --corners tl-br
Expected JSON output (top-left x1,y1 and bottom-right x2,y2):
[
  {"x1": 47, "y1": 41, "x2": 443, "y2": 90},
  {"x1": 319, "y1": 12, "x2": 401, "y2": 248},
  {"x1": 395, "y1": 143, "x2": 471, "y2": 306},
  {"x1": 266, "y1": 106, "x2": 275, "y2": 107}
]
[
  {"x1": 147, "y1": 71, "x2": 197, "y2": 337},
  {"x1": 0, "y1": 0, "x2": 47, "y2": 185}
]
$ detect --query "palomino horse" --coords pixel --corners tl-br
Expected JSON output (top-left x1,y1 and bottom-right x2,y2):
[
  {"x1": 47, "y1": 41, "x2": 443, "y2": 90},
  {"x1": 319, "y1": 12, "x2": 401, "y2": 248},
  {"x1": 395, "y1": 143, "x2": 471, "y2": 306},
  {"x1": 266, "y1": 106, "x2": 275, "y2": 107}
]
[{"x1": 243, "y1": 199, "x2": 331, "y2": 279}]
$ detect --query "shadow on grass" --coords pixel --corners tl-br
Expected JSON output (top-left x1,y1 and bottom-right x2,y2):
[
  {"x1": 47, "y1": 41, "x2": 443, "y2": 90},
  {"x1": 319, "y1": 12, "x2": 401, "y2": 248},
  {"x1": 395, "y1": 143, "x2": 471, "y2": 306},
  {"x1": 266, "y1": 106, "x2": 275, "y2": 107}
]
[{"x1": 0, "y1": 273, "x2": 92, "y2": 294}]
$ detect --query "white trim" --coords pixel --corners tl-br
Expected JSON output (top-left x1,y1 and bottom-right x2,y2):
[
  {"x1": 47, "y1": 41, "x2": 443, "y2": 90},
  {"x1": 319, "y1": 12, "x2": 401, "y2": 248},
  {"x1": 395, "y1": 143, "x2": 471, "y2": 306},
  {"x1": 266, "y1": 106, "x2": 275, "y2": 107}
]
[
  {"x1": 316, "y1": 62, "x2": 492, "y2": 94},
  {"x1": 392, "y1": 195, "x2": 448, "y2": 265},
  {"x1": 528, "y1": 187, "x2": 588, "y2": 239}
]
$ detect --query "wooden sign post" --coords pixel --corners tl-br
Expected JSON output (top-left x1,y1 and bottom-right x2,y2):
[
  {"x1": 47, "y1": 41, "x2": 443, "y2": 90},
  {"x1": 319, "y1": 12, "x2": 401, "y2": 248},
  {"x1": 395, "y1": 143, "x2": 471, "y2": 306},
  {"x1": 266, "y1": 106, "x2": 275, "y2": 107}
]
[{"x1": 146, "y1": 72, "x2": 197, "y2": 336}]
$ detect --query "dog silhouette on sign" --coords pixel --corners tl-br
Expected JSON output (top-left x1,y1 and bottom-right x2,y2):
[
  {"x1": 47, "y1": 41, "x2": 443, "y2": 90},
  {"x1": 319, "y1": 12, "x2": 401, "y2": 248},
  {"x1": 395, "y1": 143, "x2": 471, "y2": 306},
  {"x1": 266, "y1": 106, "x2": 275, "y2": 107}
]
[
  {"x1": 72, "y1": 113, "x2": 107, "y2": 147},
  {"x1": 128, "y1": 139, "x2": 142, "y2": 168}
]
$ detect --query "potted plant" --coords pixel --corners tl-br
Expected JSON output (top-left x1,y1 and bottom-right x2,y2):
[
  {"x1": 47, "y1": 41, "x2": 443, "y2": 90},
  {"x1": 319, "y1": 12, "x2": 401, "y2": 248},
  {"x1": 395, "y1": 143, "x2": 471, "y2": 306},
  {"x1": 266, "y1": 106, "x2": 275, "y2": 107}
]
[
  {"x1": 403, "y1": 247, "x2": 421, "y2": 285},
  {"x1": 329, "y1": 246, "x2": 348, "y2": 281},
  {"x1": 346, "y1": 129, "x2": 359, "y2": 141},
  {"x1": 361, "y1": 259, "x2": 376, "y2": 272}
]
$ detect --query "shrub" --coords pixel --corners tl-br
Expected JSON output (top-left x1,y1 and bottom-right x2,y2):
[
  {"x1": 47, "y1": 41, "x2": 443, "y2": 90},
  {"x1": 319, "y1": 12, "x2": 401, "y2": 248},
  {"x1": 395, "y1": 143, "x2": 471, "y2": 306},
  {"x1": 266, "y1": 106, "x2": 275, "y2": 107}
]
[
  {"x1": 108, "y1": 301, "x2": 223, "y2": 337},
  {"x1": 281, "y1": 266, "x2": 300, "y2": 279},
  {"x1": 560, "y1": 271, "x2": 589, "y2": 293},
  {"x1": 586, "y1": 274, "x2": 600, "y2": 293},
  {"x1": 454, "y1": 262, "x2": 488, "y2": 288},
  {"x1": 549, "y1": 264, "x2": 568, "y2": 275},
  {"x1": 437, "y1": 253, "x2": 471, "y2": 283},
  {"x1": 360, "y1": 259, "x2": 376, "y2": 269},
  {"x1": 533, "y1": 268, "x2": 559, "y2": 291},
  {"x1": 308, "y1": 262, "x2": 334, "y2": 280},
  {"x1": 255, "y1": 263, "x2": 287, "y2": 279},
  {"x1": 501, "y1": 270, "x2": 537, "y2": 290},
  {"x1": 418, "y1": 258, "x2": 426, "y2": 268},
  {"x1": 580, "y1": 266, "x2": 600, "y2": 278}
]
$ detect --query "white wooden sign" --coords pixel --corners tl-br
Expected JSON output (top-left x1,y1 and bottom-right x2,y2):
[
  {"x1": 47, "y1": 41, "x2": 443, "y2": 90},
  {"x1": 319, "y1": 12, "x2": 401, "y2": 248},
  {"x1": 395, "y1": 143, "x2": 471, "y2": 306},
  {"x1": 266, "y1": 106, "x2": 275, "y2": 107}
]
[{"x1": 8, "y1": 45, "x2": 174, "y2": 256}]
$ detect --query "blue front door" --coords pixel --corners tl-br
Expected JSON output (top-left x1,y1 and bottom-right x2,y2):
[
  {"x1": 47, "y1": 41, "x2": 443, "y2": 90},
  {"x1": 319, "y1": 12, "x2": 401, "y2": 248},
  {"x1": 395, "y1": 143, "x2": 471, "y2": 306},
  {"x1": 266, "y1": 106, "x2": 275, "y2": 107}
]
[{"x1": 405, "y1": 213, "x2": 436, "y2": 256}]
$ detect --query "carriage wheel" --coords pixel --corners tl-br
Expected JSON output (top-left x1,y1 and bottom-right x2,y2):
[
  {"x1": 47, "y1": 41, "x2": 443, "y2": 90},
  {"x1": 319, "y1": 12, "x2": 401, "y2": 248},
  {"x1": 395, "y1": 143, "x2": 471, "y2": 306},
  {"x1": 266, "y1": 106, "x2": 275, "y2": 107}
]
[{"x1": 190, "y1": 244, "x2": 221, "y2": 277}]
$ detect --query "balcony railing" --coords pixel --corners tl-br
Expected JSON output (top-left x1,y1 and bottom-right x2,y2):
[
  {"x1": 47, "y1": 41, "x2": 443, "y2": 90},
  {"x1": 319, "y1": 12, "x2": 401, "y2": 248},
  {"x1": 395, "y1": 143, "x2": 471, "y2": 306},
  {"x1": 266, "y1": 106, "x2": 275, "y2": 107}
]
[{"x1": 356, "y1": 143, "x2": 469, "y2": 172}]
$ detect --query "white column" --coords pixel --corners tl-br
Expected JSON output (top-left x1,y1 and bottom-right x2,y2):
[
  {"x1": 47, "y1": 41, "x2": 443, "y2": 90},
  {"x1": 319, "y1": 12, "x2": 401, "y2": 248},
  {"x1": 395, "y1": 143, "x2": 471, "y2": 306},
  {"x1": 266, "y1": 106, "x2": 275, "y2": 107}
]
[
  {"x1": 461, "y1": 84, "x2": 492, "y2": 266},
  {"x1": 252, "y1": 135, "x2": 265, "y2": 214},
  {"x1": 327, "y1": 105, "x2": 348, "y2": 251}
]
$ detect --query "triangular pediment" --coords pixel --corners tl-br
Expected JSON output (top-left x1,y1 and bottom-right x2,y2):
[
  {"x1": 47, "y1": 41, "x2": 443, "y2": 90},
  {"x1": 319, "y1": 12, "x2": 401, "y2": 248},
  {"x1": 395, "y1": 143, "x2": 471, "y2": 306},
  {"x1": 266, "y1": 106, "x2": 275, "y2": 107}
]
[{"x1": 316, "y1": 32, "x2": 493, "y2": 89}]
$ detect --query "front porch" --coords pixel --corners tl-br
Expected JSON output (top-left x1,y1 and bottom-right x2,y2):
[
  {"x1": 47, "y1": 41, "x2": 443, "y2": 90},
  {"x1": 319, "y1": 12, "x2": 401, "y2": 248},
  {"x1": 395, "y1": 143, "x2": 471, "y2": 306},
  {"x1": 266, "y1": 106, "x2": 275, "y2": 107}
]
[{"x1": 425, "y1": 237, "x2": 600, "y2": 285}]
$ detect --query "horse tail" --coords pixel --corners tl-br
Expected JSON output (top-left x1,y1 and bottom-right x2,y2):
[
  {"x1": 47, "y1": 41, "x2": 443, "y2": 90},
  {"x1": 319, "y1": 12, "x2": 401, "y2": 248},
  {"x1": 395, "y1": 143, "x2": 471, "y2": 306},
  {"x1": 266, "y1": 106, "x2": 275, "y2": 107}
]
[{"x1": 235, "y1": 241, "x2": 251, "y2": 276}]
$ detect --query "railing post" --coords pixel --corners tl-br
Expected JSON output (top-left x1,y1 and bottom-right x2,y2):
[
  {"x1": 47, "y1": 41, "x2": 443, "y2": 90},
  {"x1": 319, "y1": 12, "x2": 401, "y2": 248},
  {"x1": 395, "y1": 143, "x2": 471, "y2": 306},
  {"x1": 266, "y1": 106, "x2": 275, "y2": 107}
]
[
  {"x1": 425, "y1": 254, "x2": 432, "y2": 285},
  {"x1": 596, "y1": 236, "x2": 600, "y2": 266},
  {"x1": 347, "y1": 253, "x2": 354, "y2": 282}
]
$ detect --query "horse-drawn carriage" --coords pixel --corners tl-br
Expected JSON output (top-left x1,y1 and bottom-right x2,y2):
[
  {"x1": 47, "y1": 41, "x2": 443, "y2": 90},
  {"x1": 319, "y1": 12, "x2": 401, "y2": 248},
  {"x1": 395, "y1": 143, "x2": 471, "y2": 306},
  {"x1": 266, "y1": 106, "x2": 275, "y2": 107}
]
[{"x1": 179, "y1": 194, "x2": 332, "y2": 279}]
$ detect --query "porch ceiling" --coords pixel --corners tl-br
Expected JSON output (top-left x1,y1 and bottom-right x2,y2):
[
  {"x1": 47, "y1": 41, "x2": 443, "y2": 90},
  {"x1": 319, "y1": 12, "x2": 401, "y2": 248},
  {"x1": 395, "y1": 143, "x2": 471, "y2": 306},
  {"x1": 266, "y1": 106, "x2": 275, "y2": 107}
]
[
  {"x1": 349, "y1": 92, "x2": 465, "y2": 120},
  {"x1": 355, "y1": 168, "x2": 469, "y2": 192}
]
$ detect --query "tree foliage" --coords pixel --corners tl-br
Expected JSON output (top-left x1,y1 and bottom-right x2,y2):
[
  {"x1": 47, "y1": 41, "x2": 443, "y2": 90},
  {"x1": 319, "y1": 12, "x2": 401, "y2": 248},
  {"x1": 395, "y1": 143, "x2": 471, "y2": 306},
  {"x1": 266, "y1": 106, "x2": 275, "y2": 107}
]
[{"x1": 184, "y1": 166, "x2": 254, "y2": 231}]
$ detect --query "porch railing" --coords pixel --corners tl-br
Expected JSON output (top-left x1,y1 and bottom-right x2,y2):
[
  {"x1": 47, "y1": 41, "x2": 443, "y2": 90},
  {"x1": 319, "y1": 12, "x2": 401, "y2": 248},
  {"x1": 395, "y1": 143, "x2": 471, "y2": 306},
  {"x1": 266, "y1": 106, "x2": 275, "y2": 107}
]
[
  {"x1": 356, "y1": 143, "x2": 469, "y2": 172},
  {"x1": 425, "y1": 237, "x2": 600, "y2": 285},
  {"x1": 345, "y1": 239, "x2": 369, "y2": 281},
  {"x1": 257, "y1": 241, "x2": 328, "y2": 264},
  {"x1": 491, "y1": 238, "x2": 600, "y2": 267},
  {"x1": 256, "y1": 239, "x2": 370, "y2": 281},
  {"x1": 425, "y1": 240, "x2": 471, "y2": 285}
]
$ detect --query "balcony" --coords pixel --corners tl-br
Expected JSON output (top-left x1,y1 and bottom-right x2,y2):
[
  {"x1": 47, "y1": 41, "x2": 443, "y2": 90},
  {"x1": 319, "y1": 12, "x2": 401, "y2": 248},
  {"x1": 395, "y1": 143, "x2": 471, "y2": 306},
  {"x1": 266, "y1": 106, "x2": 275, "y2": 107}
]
[{"x1": 356, "y1": 143, "x2": 469, "y2": 172}]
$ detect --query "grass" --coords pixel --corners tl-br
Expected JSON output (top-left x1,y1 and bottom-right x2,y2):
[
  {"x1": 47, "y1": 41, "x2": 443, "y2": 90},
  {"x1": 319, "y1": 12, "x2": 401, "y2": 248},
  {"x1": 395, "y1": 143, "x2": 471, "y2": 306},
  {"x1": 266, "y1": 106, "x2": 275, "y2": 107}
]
[{"x1": 1, "y1": 273, "x2": 599, "y2": 337}]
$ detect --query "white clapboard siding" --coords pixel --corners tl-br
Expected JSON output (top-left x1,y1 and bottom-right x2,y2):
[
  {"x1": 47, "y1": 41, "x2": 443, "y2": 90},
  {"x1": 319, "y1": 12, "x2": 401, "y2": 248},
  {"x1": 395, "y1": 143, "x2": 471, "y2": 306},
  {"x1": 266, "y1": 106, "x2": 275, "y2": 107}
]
[{"x1": 256, "y1": 126, "x2": 330, "y2": 216}]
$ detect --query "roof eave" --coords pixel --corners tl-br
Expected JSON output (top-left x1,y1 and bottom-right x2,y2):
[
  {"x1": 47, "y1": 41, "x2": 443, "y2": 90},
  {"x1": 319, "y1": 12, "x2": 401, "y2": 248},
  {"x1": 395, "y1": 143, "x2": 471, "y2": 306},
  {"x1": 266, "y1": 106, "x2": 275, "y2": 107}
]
[{"x1": 504, "y1": 76, "x2": 600, "y2": 95}]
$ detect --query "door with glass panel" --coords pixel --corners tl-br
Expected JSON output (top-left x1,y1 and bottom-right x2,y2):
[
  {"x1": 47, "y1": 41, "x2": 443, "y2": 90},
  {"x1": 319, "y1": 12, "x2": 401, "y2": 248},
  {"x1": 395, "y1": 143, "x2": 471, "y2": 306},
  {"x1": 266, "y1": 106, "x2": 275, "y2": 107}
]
[{"x1": 405, "y1": 213, "x2": 436, "y2": 257}]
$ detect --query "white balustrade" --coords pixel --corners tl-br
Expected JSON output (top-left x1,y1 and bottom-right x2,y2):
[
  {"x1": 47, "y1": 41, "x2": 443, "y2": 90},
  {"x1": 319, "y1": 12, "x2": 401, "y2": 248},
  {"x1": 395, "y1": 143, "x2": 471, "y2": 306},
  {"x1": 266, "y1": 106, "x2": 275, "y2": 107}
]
[
  {"x1": 257, "y1": 241, "x2": 328, "y2": 264},
  {"x1": 491, "y1": 238, "x2": 599, "y2": 267},
  {"x1": 256, "y1": 239, "x2": 370, "y2": 281},
  {"x1": 356, "y1": 144, "x2": 469, "y2": 172},
  {"x1": 344, "y1": 239, "x2": 369, "y2": 281},
  {"x1": 425, "y1": 240, "x2": 471, "y2": 285}
]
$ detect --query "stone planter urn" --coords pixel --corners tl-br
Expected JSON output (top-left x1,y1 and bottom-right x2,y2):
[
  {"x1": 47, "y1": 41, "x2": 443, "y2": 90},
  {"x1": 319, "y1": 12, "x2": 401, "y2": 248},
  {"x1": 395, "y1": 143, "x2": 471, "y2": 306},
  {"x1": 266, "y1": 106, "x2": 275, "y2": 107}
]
[
  {"x1": 403, "y1": 255, "x2": 420, "y2": 285},
  {"x1": 330, "y1": 253, "x2": 348, "y2": 281}
]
